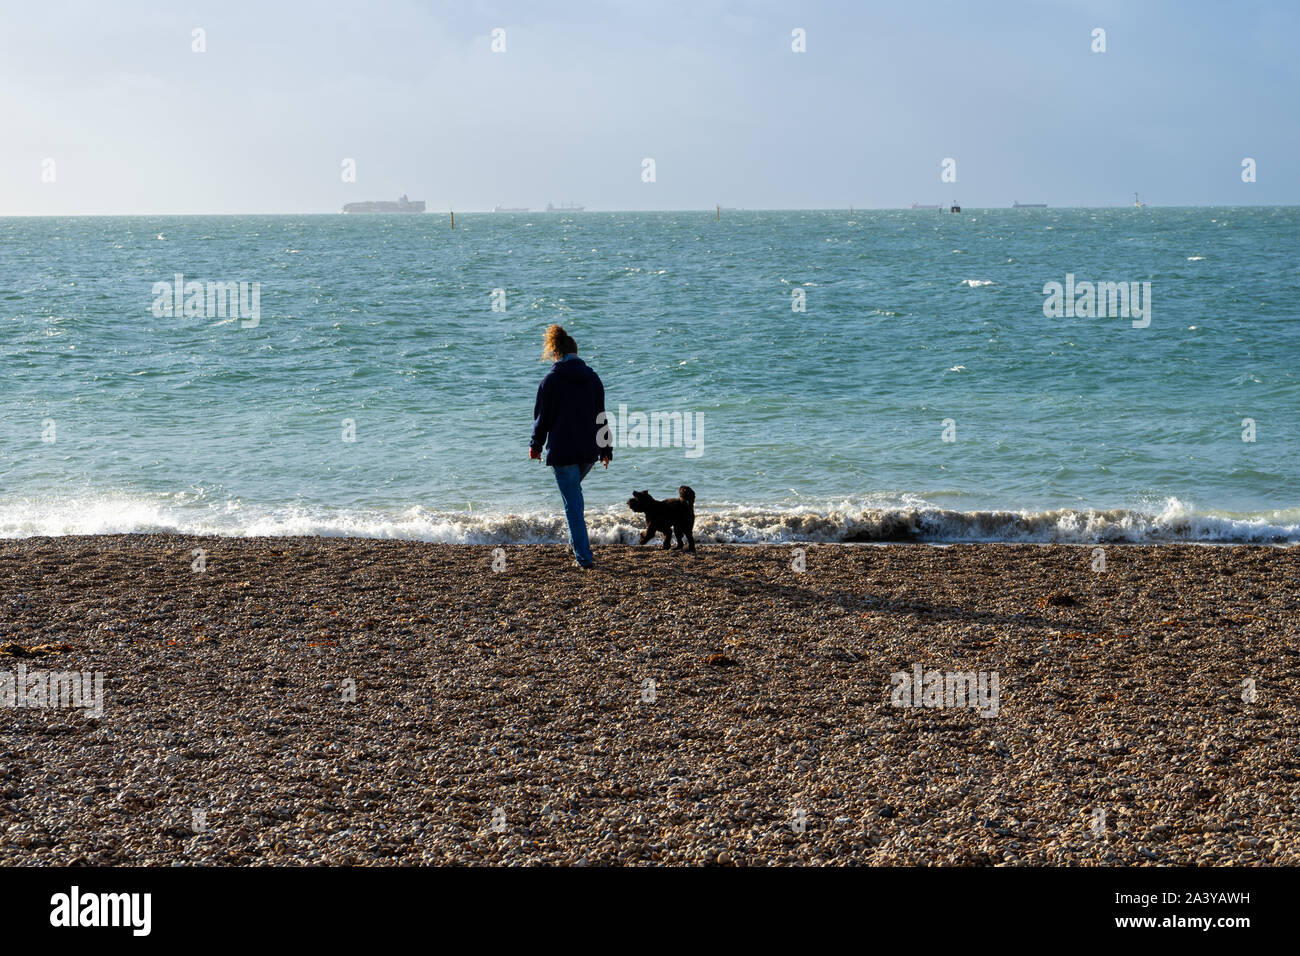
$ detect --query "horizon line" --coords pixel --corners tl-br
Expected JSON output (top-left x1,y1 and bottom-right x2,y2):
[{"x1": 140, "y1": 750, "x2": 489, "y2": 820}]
[{"x1": 2, "y1": 203, "x2": 1297, "y2": 218}]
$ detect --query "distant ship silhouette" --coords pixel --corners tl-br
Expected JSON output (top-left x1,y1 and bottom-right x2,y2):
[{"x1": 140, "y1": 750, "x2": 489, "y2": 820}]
[{"x1": 342, "y1": 194, "x2": 425, "y2": 214}]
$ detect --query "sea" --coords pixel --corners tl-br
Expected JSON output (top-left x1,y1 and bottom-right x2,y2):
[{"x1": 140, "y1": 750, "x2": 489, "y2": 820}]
[{"x1": 2, "y1": 207, "x2": 1297, "y2": 544}]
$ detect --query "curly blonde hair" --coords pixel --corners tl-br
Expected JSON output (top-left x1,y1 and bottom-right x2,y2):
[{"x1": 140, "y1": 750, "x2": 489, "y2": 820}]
[{"x1": 542, "y1": 324, "x2": 578, "y2": 361}]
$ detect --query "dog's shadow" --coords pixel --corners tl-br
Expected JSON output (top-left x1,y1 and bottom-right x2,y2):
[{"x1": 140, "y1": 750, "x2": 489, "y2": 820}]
[{"x1": 636, "y1": 555, "x2": 1062, "y2": 634}]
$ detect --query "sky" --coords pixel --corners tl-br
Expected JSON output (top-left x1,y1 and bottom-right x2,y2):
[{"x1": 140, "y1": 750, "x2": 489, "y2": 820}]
[{"x1": 1, "y1": 0, "x2": 1297, "y2": 214}]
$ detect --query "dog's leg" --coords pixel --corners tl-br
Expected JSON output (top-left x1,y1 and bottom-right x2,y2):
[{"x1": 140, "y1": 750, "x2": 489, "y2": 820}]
[
  {"x1": 661, "y1": 525, "x2": 672, "y2": 549},
  {"x1": 685, "y1": 528, "x2": 696, "y2": 552},
  {"x1": 638, "y1": 528, "x2": 652, "y2": 545},
  {"x1": 673, "y1": 527, "x2": 684, "y2": 550}
]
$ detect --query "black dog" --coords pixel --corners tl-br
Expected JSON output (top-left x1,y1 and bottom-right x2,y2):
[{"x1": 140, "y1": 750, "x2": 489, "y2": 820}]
[{"x1": 627, "y1": 486, "x2": 696, "y2": 552}]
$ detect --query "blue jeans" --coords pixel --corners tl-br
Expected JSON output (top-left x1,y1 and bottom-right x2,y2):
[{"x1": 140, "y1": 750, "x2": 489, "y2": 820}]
[{"x1": 552, "y1": 461, "x2": 595, "y2": 566}]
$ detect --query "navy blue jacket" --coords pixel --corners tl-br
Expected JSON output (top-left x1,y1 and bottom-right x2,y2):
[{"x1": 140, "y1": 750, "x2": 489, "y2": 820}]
[{"x1": 530, "y1": 357, "x2": 611, "y2": 467}]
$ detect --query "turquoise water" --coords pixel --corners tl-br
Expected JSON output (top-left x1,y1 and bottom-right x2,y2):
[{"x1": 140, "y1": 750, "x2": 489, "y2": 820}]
[{"x1": 2, "y1": 208, "x2": 1297, "y2": 542}]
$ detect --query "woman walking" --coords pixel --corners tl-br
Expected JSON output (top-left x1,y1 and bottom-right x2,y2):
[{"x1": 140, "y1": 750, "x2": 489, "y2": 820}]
[{"x1": 529, "y1": 325, "x2": 611, "y2": 569}]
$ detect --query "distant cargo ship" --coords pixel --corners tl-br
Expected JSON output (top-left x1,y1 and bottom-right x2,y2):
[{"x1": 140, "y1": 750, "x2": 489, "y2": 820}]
[
  {"x1": 910, "y1": 202, "x2": 939, "y2": 209},
  {"x1": 342, "y1": 194, "x2": 425, "y2": 214},
  {"x1": 494, "y1": 204, "x2": 529, "y2": 213},
  {"x1": 1012, "y1": 201, "x2": 1047, "y2": 208},
  {"x1": 545, "y1": 202, "x2": 585, "y2": 212}
]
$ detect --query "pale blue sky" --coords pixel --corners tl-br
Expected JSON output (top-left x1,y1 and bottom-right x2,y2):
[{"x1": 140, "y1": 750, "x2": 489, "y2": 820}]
[{"x1": 1, "y1": 0, "x2": 1296, "y2": 214}]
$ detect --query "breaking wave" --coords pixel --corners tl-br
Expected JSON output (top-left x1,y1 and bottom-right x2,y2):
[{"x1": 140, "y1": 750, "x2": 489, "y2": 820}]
[{"x1": 0, "y1": 495, "x2": 1295, "y2": 544}]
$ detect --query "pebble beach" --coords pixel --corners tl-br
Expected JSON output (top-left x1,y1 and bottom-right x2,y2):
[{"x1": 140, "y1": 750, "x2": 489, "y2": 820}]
[{"x1": 1, "y1": 536, "x2": 1297, "y2": 866}]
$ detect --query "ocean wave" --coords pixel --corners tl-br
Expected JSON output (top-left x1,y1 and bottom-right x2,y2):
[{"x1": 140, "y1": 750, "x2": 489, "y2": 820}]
[{"x1": 0, "y1": 496, "x2": 1295, "y2": 544}]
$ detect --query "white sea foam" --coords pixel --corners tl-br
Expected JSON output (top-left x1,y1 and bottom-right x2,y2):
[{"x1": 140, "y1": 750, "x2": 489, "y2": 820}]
[{"x1": 0, "y1": 495, "x2": 1294, "y2": 544}]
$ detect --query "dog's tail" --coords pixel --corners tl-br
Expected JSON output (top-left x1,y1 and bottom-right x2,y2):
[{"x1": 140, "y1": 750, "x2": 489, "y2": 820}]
[{"x1": 678, "y1": 485, "x2": 695, "y2": 505}]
